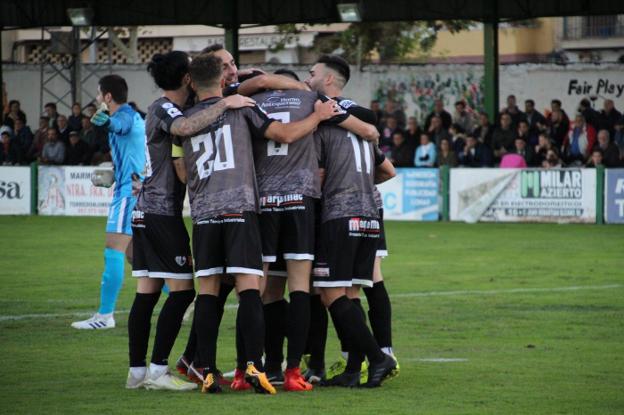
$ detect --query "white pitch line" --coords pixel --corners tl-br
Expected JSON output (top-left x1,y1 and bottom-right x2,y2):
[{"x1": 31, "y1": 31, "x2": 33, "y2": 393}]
[{"x1": 0, "y1": 284, "x2": 621, "y2": 322}]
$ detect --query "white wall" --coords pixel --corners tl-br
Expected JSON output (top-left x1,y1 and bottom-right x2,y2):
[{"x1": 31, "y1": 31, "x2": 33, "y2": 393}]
[{"x1": 2, "y1": 63, "x2": 623, "y2": 128}]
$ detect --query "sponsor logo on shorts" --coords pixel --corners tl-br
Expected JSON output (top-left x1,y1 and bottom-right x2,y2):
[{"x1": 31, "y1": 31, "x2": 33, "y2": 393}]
[
  {"x1": 131, "y1": 210, "x2": 145, "y2": 228},
  {"x1": 260, "y1": 194, "x2": 305, "y2": 212},
  {"x1": 348, "y1": 218, "x2": 381, "y2": 238},
  {"x1": 197, "y1": 214, "x2": 245, "y2": 225}
]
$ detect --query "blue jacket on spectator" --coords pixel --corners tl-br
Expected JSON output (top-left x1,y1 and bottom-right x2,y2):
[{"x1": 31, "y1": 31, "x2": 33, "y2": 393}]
[{"x1": 415, "y1": 142, "x2": 437, "y2": 167}]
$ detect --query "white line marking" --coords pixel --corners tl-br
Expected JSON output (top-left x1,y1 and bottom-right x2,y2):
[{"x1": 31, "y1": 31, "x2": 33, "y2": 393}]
[{"x1": 0, "y1": 284, "x2": 621, "y2": 322}]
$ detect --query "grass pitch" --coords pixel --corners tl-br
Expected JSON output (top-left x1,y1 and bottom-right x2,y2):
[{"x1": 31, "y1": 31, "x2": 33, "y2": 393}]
[{"x1": 0, "y1": 217, "x2": 623, "y2": 414}]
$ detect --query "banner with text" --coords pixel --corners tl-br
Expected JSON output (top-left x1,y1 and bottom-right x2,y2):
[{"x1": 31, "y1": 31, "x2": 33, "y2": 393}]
[
  {"x1": 377, "y1": 168, "x2": 439, "y2": 221},
  {"x1": 38, "y1": 166, "x2": 115, "y2": 216},
  {"x1": 450, "y1": 168, "x2": 596, "y2": 223},
  {"x1": 605, "y1": 169, "x2": 624, "y2": 224},
  {"x1": 0, "y1": 166, "x2": 31, "y2": 215}
]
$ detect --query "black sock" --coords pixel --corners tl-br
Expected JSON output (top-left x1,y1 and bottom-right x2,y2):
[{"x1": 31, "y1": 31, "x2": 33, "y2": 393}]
[
  {"x1": 345, "y1": 298, "x2": 366, "y2": 373},
  {"x1": 328, "y1": 296, "x2": 384, "y2": 365},
  {"x1": 217, "y1": 282, "x2": 235, "y2": 327},
  {"x1": 329, "y1": 303, "x2": 349, "y2": 353},
  {"x1": 235, "y1": 309, "x2": 246, "y2": 371},
  {"x1": 128, "y1": 292, "x2": 160, "y2": 367},
  {"x1": 363, "y1": 281, "x2": 393, "y2": 348},
  {"x1": 192, "y1": 294, "x2": 220, "y2": 371},
  {"x1": 238, "y1": 289, "x2": 265, "y2": 371},
  {"x1": 286, "y1": 291, "x2": 310, "y2": 369},
  {"x1": 151, "y1": 289, "x2": 195, "y2": 366},
  {"x1": 307, "y1": 294, "x2": 328, "y2": 370},
  {"x1": 182, "y1": 324, "x2": 196, "y2": 362},
  {"x1": 263, "y1": 299, "x2": 288, "y2": 372}
]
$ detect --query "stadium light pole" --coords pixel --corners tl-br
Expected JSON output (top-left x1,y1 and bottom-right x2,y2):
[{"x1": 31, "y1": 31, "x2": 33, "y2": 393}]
[
  {"x1": 67, "y1": 8, "x2": 94, "y2": 108},
  {"x1": 483, "y1": 1, "x2": 500, "y2": 122}
]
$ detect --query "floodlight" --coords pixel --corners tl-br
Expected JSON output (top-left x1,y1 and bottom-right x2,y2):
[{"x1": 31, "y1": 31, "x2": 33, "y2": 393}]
[
  {"x1": 337, "y1": 3, "x2": 362, "y2": 22},
  {"x1": 67, "y1": 8, "x2": 94, "y2": 26}
]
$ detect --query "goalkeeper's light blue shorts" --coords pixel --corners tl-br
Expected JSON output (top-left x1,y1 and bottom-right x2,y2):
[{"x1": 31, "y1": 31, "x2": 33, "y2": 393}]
[{"x1": 106, "y1": 195, "x2": 136, "y2": 235}]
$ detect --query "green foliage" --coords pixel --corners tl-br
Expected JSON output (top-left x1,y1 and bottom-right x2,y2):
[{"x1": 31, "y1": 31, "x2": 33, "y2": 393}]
[{"x1": 1, "y1": 217, "x2": 623, "y2": 414}]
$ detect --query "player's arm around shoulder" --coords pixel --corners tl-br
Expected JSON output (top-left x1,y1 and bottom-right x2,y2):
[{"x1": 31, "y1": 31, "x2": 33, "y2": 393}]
[
  {"x1": 337, "y1": 115, "x2": 380, "y2": 143},
  {"x1": 169, "y1": 95, "x2": 255, "y2": 137},
  {"x1": 171, "y1": 138, "x2": 187, "y2": 184},
  {"x1": 264, "y1": 99, "x2": 339, "y2": 144},
  {"x1": 237, "y1": 74, "x2": 308, "y2": 96}
]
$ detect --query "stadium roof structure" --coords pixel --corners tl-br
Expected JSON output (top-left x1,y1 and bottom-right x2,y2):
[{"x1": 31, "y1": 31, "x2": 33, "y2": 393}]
[
  {"x1": 1, "y1": 0, "x2": 624, "y2": 118},
  {"x1": 1, "y1": 0, "x2": 624, "y2": 27}
]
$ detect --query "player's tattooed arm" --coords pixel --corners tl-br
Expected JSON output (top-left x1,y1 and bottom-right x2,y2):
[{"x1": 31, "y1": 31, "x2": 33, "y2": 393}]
[
  {"x1": 375, "y1": 158, "x2": 396, "y2": 184},
  {"x1": 265, "y1": 99, "x2": 338, "y2": 144},
  {"x1": 237, "y1": 74, "x2": 309, "y2": 96},
  {"x1": 338, "y1": 115, "x2": 380, "y2": 143},
  {"x1": 169, "y1": 95, "x2": 255, "y2": 136}
]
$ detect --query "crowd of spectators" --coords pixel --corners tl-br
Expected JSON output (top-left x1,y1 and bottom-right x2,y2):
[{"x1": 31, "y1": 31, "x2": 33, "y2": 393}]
[
  {"x1": 1, "y1": 83, "x2": 112, "y2": 166},
  {"x1": 376, "y1": 95, "x2": 624, "y2": 169}
]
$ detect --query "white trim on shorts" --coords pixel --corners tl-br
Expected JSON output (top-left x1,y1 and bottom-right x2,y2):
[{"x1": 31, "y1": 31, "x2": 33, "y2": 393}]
[
  {"x1": 195, "y1": 267, "x2": 225, "y2": 277},
  {"x1": 313, "y1": 280, "x2": 353, "y2": 288},
  {"x1": 117, "y1": 197, "x2": 127, "y2": 234},
  {"x1": 227, "y1": 267, "x2": 264, "y2": 277},
  {"x1": 283, "y1": 253, "x2": 315, "y2": 261},
  {"x1": 376, "y1": 250, "x2": 388, "y2": 258},
  {"x1": 262, "y1": 255, "x2": 277, "y2": 263},
  {"x1": 132, "y1": 270, "x2": 193, "y2": 280},
  {"x1": 267, "y1": 270, "x2": 288, "y2": 278},
  {"x1": 352, "y1": 278, "x2": 374, "y2": 288}
]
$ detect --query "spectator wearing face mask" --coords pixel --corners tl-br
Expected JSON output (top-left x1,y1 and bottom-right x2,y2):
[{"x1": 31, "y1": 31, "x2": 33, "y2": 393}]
[{"x1": 414, "y1": 133, "x2": 437, "y2": 167}]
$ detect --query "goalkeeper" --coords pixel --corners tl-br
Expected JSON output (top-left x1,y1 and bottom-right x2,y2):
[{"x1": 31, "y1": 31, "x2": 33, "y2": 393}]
[{"x1": 72, "y1": 74, "x2": 146, "y2": 330}]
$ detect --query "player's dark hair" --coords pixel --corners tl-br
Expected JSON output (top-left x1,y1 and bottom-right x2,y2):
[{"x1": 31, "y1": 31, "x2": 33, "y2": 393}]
[
  {"x1": 274, "y1": 68, "x2": 300, "y2": 81},
  {"x1": 147, "y1": 51, "x2": 190, "y2": 91},
  {"x1": 317, "y1": 54, "x2": 350, "y2": 84},
  {"x1": 189, "y1": 54, "x2": 223, "y2": 89},
  {"x1": 202, "y1": 43, "x2": 224, "y2": 54},
  {"x1": 98, "y1": 74, "x2": 128, "y2": 103}
]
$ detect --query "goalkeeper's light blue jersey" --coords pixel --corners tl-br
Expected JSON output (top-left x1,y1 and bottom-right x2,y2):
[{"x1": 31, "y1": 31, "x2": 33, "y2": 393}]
[{"x1": 108, "y1": 104, "x2": 146, "y2": 198}]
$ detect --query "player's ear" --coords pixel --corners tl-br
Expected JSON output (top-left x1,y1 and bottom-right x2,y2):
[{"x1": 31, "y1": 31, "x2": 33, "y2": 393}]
[{"x1": 182, "y1": 73, "x2": 191, "y2": 86}]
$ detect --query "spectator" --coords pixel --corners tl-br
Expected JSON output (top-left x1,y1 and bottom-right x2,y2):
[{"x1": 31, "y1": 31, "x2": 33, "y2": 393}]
[
  {"x1": 68, "y1": 103, "x2": 83, "y2": 132},
  {"x1": 544, "y1": 109, "x2": 569, "y2": 150},
  {"x1": 404, "y1": 116, "x2": 421, "y2": 148},
  {"x1": 383, "y1": 99, "x2": 406, "y2": 129},
  {"x1": 129, "y1": 101, "x2": 147, "y2": 120},
  {"x1": 13, "y1": 118, "x2": 33, "y2": 164},
  {"x1": 614, "y1": 117, "x2": 624, "y2": 161},
  {"x1": 585, "y1": 149, "x2": 603, "y2": 168},
  {"x1": 511, "y1": 137, "x2": 536, "y2": 167},
  {"x1": 414, "y1": 133, "x2": 436, "y2": 167},
  {"x1": 437, "y1": 138, "x2": 458, "y2": 167},
  {"x1": 492, "y1": 113, "x2": 516, "y2": 161},
  {"x1": 524, "y1": 99, "x2": 546, "y2": 137},
  {"x1": 501, "y1": 94, "x2": 526, "y2": 128},
  {"x1": 563, "y1": 113, "x2": 596, "y2": 165},
  {"x1": 548, "y1": 99, "x2": 570, "y2": 132},
  {"x1": 380, "y1": 115, "x2": 401, "y2": 154},
  {"x1": 85, "y1": 116, "x2": 111, "y2": 165},
  {"x1": 44, "y1": 102, "x2": 60, "y2": 129},
  {"x1": 28, "y1": 116, "x2": 49, "y2": 162},
  {"x1": 57, "y1": 115, "x2": 70, "y2": 145},
  {"x1": 578, "y1": 98, "x2": 600, "y2": 130},
  {"x1": 534, "y1": 132, "x2": 555, "y2": 167},
  {"x1": 427, "y1": 115, "x2": 451, "y2": 147},
  {"x1": 461, "y1": 135, "x2": 493, "y2": 167},
  {"x1": 84, "y1": 103, "x2": 98, "y2": 118},
  {"x1": 452, "y1": 101, "x2": 475, "y2": 134},
  {"x1": 80, "y1": 116, "x2": 96, "y2": 147},
  {"x1": 390, "y1": 130, "x2": 415, "y2": 167},
  {"x1": 543, "y1": 149, "x2": 563, "y2": 169},
  {"x1": 3, "y1": 99, "x2": 28, "y2": 130},
  {"x1": 424, "y1": 99, "x2": 452, "y2": 131},
  {"x1": 0, "y1": 131, "x2": 21, "y2": 165},
  {"x1": 65, "y1": 131, "x2": 90, "y2": 165},
  {"x1": 370, "y1": 100, "x2": 384, "y2": 132},
  {"x1": 473, "y1": 111, "x2": 493, "y2": 147},
  {"x1": 593, "y1": 129, "x2": 620, "y2": 167},
  {"x1": 449, "y1": 123, "x2": 467, "y2": 156},
  {"x1": 516, "y1": 119, "x2": 536, "y2": 146},
  {"x1": 598, "y1": 99, "x2": 621, "y2": 136},
  {"x1": 40, "y1": 128, "x2": 65, "y2": 165}
]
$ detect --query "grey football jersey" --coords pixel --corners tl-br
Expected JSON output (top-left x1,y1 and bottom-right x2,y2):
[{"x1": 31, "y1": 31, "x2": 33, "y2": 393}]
[
  {"x1": 317, "y1": 125, "x2": 379, "y2": 222},
  {"x1": 251, "y1": 90, "x2": 323, "y2": 199},
  {"x1": 136, "y1": 97, "x2": 186, "y2": 216},
  {"x1": 182, "y1": 97, "x2": 273, "y2": 223},
  {"x1": 373, "y1": 186, "x2": 383, "y2": 210}
]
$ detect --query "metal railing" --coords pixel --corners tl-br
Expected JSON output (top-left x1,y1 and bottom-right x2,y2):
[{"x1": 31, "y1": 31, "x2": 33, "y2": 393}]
[{"x1": 563, "y1": 16, "x2": 624, "y2": 40}]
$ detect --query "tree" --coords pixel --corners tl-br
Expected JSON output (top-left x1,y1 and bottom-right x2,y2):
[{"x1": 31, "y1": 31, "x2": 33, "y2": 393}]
[{"x1": 276, "y1": 21, "x2": 473, "y2": 64}]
